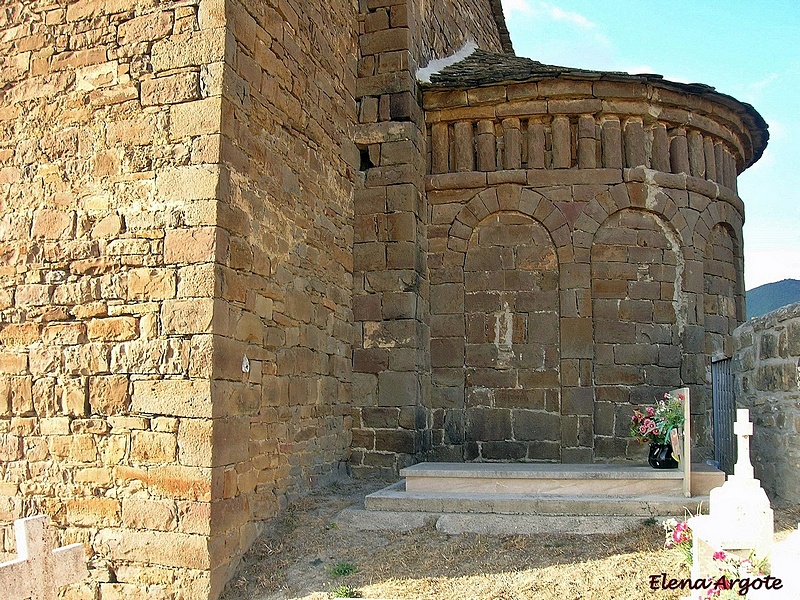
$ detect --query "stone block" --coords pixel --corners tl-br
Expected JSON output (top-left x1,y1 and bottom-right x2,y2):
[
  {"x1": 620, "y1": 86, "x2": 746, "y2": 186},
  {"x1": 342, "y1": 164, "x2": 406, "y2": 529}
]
[
  {"x1": 161, "y1": 299, "x2": 216, "y2": 334},
  {"x1": 31, "y1": 209, "x2": 74, "y2": 239},
  {"x1": 466, "y1": 408, "x2": 511, "y2": 441},
  {"x1": 118, "y1": 11, "x2": 174, "y2": 45},
  {"x1": 430, "y1": 338, "x2": 464, "y2": 368},
  {"x1": 362, "y1": 407, "x2": 400, "y2": 428},
  {"x1": 211, "y1": 417, "x2": 249, "y2": 466},
  {"x1": 89, "y1": 375, "x2": 129, "y2": 415},
  {"x1": 378, "y1": 371, "x2": 418, "y2": 406},
  {"x1": 95, "y1": 529, "x2": 210, "y2": 570},
  {"x1": 152, "y1": 29, "x2": 227, "y2": 72},
  {"x1": 87, "y1": 317, "x2": 138, "y2": 342},
  {"x1": 560, "y1": 318, "x2": 593, "y2": 358},
  {"x1": 375, "y1": 429, "x2": 415, "y2": 454},
  {"x1": 562, "y1": 387, "x2": 593, "y2": 415},
  {"x1": 66, "y1": 497, "x2": 120, "y2": 527},
  {"x1": 169, "y1": 97, "x2": 223, "y2": 139},
  {"x1": 157, "y1": 165, "x2": 221, "y2": 202},
  {"x1": 131, "y1": 379, "x2": 212, "y2": 418},
  {"x1": 66, "y1": 0, "x2": 127, "y2": 21},
  {"x1": 353, "y1": 348, "x2": 388, "y2": 374},
  {"x1": 0, "y1": 322, "x2": 41, "y2": 346},
  {"x1": 128, "y1": 268, "x2": 177, "y2": 301},
  {"x1": 131, "y1": 431, "x2": 178, "y2": 464},
  {"x1": 141, "y1": 71, "x2": 200, "y2": 106},
  {"x1": 482, "y1": 441, "x2": 526, "y2": 460},
  {"x1": 360, "y1": 27, "x2": 410, "y2": 55},
  {"x1": 513, "y1": 410, "x2": 560, "y2": 441}
]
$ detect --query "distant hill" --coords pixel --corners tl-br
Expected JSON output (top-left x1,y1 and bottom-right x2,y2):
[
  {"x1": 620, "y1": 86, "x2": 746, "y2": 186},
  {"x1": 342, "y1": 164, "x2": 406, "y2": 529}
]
[{"x1": 746, "y1": 279, "x2": 800, "y2": 319}]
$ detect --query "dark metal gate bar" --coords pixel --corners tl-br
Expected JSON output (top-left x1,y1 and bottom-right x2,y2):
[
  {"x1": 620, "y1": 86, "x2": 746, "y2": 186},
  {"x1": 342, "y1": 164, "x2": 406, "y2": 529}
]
[{"x1": 712, "y1": 357, "x2": 736, "y2": 474}]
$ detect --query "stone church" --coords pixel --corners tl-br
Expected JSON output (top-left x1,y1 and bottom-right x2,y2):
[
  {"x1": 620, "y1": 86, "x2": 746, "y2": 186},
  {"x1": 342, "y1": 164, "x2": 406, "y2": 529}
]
[{"x1": 0, "y1": 0, "x2": 767, "y2": 597}]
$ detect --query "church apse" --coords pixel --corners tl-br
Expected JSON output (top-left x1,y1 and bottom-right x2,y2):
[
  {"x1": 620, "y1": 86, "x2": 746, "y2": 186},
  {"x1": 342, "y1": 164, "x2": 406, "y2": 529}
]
[{"x1": 417, "y1": 49, "x2": 767, "y2": 464}]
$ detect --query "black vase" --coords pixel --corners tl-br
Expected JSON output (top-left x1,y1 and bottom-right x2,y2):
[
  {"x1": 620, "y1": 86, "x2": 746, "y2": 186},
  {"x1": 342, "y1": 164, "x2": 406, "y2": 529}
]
[{"x1": 648, "y1": 443, "x2": 679, "y2": 469}]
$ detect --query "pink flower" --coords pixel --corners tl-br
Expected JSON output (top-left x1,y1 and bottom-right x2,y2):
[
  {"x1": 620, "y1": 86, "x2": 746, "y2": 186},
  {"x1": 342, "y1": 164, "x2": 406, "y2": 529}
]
[
  {"x1": 646, "y1": 406, "x2": 655, "y2": 417},
  {"x1": 713, "y1": 551, "x2": 726, "y2": 560},
  {"x1": 639, "y1": 425, "x2": 647, "y2": 434}
]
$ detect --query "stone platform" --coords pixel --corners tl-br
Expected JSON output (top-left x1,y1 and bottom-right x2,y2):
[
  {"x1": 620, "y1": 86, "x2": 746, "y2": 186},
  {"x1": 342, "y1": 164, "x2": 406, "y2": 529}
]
[{"x1": 365, "y1": 462, "x2": 725, "y2": 520}]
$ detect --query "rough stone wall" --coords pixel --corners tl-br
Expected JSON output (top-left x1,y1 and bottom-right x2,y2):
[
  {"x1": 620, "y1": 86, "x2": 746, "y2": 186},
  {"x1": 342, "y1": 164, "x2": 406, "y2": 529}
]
[
  {"x1": 0, "y1": 1, "x2": 226, "y2": 597},
  {"x1": 351, "y1": 0, "x2": 504, "y2": 476},
  {"x1": 421, "y1": 78, "x2": 753, "y2": 463},
  {"x1": 733, "y1": 303, "x2": 800, "y2": 504},
  {"x1": 200, "y1": 0, "x2": 358, "y2": 592},
  {"x1": 0, "y1": 0, "x2": 357, "y2": 597},
  {"x1": 411, "y1": 0, "x2": 504, "y2": 68}
]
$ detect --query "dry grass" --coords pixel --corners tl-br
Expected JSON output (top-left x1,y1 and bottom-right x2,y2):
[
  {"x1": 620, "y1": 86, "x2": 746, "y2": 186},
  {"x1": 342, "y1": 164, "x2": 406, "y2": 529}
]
[{"x1": 221, "y1": 480, "x2": 800, "y2": 600}]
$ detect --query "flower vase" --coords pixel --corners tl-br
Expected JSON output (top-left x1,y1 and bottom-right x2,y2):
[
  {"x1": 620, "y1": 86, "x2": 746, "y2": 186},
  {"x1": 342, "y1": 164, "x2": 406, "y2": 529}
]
[{"x1": 648, "y1": 443, "x2": 679, "y2": 469}]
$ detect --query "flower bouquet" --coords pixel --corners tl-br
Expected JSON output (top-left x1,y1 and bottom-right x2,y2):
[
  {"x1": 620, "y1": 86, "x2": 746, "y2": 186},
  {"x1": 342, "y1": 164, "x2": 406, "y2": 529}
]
[
  {"x1": 630, "y1": 392, "x2": 686, "y2": 445},
  {"x1": 631, "y1": 392, "x2": 686, "y2": 468}
]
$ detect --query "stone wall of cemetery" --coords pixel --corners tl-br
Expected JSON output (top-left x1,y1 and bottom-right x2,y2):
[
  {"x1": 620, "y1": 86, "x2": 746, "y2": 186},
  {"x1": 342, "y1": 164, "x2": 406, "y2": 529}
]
[{"x1": 734, "y1": 303, "x2": 800, "y2": 504}]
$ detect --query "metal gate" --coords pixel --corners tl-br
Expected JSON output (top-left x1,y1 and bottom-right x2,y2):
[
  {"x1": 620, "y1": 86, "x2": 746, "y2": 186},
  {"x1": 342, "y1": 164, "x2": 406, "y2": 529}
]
[{"x1": 712, "y1": 357, "x2": 736, "y2": 474}]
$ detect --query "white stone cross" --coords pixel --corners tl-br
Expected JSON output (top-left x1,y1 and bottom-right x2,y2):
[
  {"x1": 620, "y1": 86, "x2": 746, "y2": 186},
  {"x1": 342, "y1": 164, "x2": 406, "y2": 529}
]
[
  {"x1": 733, "y1": 408, "x2": 755, "y2": 480},
  {"x1": 0, "y1": 515, "x2": 88, "y2": 600}
]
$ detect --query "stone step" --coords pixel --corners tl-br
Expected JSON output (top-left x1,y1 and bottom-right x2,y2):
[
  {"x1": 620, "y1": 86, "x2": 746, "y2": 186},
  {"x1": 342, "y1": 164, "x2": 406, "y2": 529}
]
[
  {"x1": 365, "y1": 481, "x2": 709, "y2": 517},
  {"x1": 336, "y1": 506, "x2": 650, "y2": 535},
  {"x1": 399, "y1": 462, "x2": 725, "y2": 497}
]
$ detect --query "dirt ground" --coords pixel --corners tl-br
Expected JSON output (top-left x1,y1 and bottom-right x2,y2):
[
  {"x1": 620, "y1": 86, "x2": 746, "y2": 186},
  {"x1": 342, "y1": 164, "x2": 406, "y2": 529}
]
[{"x1": 220, "y1": 479, "x2": 800, "y2": 600}]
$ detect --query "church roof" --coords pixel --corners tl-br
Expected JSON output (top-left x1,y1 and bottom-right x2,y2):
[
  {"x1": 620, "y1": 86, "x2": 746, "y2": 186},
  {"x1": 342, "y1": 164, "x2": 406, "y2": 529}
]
[{"x1": 422, "y1": 48, "x2": 769, "y2": 166}]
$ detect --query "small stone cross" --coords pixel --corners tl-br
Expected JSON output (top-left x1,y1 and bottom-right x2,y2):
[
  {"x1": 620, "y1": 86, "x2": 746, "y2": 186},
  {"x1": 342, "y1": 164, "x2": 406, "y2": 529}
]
[
  {"x1": 0, "y1": 515, "x2": 88, "y2": 600},
  {"x1": 733, "y1": 408, "x2": 755, "y2": 480}
]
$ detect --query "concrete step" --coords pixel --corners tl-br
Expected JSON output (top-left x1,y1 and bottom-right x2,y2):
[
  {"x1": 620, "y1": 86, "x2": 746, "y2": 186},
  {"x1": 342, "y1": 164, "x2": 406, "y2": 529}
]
[
  {"x1": 365, "y1": 481, "x2": 709, "y2": 517},
  {"x1": 336, "y1": 506, "x2": 649, "y2": 535},
  {"x1": 399, "y1": 462, "x2": 725, "y2": 497}
]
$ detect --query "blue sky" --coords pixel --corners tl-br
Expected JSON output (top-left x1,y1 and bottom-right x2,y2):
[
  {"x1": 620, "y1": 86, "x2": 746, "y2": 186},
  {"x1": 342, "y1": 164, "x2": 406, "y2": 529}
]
[{"x1": 503, "y1": 0, "x2": 800, "y2": 289}]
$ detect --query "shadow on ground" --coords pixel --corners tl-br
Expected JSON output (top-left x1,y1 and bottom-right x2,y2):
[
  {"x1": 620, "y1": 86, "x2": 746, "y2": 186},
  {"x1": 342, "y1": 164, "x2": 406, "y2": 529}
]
[{"x1": 220, "y1": 479, "x2": 800, "y2": 600}]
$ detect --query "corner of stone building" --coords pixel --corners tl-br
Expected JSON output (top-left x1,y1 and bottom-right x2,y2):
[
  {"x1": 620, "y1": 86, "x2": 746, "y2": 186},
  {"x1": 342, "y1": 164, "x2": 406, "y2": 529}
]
[
  {"x1": 350, "y1": 0, "x2": 507, "y2": 477},
  {"x1": 0, "y1": 0, "x2": 355, "y2": 596}
]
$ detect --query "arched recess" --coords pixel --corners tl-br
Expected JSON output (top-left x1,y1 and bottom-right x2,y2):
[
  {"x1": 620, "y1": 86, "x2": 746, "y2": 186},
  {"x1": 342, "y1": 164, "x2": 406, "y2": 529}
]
[
  {"x1": 462, "y1": 211, "x2": 560, "y2": 461},
  {"x1": 687, "y1": 201, "x2": 744, "y2": 459},
  {"x1": 703, "y1": 222, "x2": 743, "y2": 359},
  {"x1": 429, "y1": 185, "x2": 562, "y2": 462},
  {"x1": 590, "y1": 207, "x2": 686, "y2": 460}
]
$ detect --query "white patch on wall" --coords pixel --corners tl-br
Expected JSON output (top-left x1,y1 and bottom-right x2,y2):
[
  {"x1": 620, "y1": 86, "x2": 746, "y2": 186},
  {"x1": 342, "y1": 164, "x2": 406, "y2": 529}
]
[
  {"x1": 494, "y1": 301, "x2": 515, "y2": 367},
  {"x1": 417, "y1": 40, "x2": 477, "y2": 83}
]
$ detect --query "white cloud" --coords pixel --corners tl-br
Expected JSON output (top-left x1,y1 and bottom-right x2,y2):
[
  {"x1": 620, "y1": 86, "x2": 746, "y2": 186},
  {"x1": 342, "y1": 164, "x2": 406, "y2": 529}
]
[
  {"x1": 504, "y1": 1, "x2": 599, "y2": 30},
  {"x1": 503, "y1": 0, "x2": 534, "y2": 14},
  {"x1": 547, "y1": 5, "x2": 596, "y2": 29}
]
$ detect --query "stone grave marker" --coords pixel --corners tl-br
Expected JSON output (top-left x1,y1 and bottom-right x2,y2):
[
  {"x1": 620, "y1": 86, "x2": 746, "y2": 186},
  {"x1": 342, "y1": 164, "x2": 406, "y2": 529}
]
[
  {"x1": 686, "y1": 409, "x2": 774, "y2": 598},
  {"x1": 0, "y1": 515, "x2": 88, "y2": 600}
]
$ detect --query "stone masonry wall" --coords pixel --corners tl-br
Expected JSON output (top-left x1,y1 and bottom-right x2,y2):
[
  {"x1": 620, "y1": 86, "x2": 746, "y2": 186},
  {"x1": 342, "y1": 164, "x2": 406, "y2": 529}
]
[
  {"x1": 0, "y1": 0, "x2": 357, "y2": 598},
  {"x1": 411, "y1": 0, "x2": 505, "y2": 68},
  {"x1": 422, "y1": 77, "x2": 756, "y2": 463},
  {"x1": 209, "y1": 0, "x2": 357, "y2": 590},
  {"x1": 733, "y1": 303, "x2": 800, "y2": 504},
  {"x1": 0, "y1": 2, "x2": 226, "y2": 598},
  {"x1": 350, "y1": 0, "x2": 503, "y2": 476}
]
